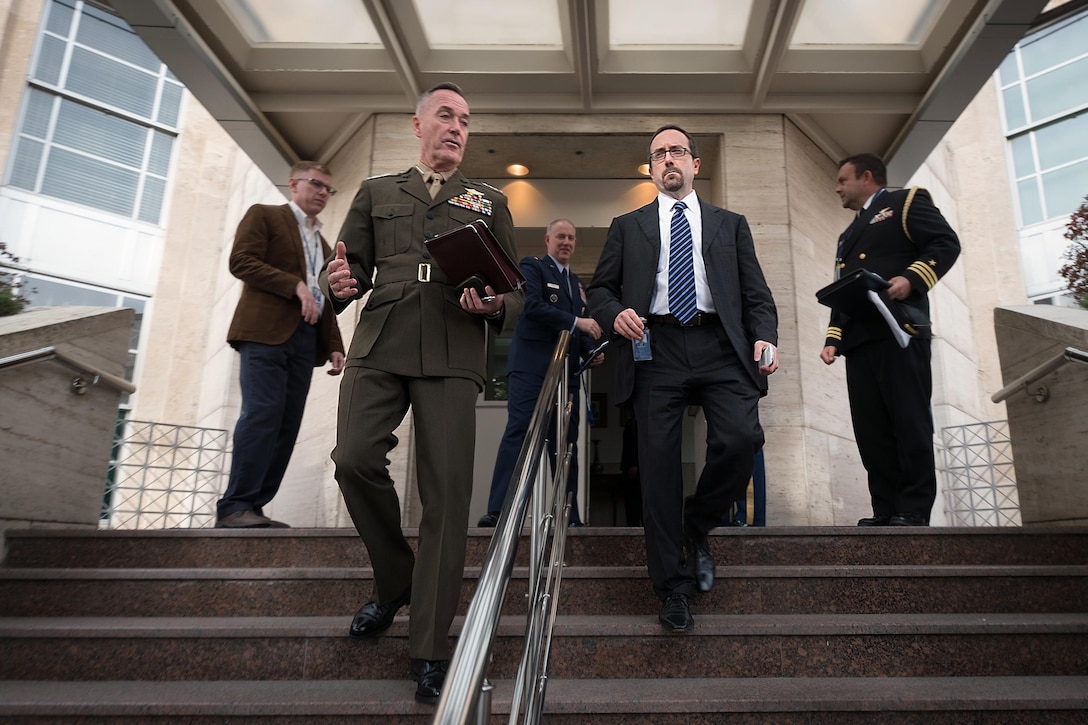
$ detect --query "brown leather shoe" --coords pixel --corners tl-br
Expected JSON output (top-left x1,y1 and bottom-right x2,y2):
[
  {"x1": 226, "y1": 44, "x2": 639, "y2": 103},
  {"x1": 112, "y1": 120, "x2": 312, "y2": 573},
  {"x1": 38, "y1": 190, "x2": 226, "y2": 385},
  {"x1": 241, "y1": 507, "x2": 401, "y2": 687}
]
[{"x1": 215, "y1": 510, "x2": 271, "y2": 528}]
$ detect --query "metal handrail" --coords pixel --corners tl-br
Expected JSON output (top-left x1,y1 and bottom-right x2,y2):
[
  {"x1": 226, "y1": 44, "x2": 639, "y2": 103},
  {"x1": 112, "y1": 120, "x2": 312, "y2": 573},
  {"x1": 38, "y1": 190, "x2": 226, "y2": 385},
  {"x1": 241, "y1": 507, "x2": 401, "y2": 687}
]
[
  {"x1": 434, "y1": 331, "x2": 574, "y2": 724},
  {"x1": 991, "y1": 346, "x2": 1088, "y2": 403},
  {"x1": 0, "y1": 345, "x2": 136, "y2": 394}
]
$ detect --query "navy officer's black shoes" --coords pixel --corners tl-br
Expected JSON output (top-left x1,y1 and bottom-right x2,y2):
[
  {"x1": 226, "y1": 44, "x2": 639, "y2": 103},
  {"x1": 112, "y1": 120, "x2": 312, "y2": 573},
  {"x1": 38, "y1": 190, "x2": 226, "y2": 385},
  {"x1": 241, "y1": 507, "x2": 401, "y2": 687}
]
[
  {"x1": 411, "y1": 658, "x2": 449, "y2": 704},
  {"x1": 348, "y1": 587, "x2": 410, "y2": 638},
  {"x1": 888, "y1": 512, "x2": 928, "y2": 526}
]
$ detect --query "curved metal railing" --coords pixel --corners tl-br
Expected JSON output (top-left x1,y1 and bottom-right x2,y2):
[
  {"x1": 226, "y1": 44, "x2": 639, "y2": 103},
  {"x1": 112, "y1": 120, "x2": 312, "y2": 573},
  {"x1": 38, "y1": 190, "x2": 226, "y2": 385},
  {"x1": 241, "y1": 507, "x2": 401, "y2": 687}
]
[
  {"x1": 434, "y1": 331, "x2": 575, "y2": 724},
  {"x1": 991, "y1": 346, "x2": 1088, "y2": 403},
  {"x1": 0, "y1": 345, "x2": 136, "y2": 394}
]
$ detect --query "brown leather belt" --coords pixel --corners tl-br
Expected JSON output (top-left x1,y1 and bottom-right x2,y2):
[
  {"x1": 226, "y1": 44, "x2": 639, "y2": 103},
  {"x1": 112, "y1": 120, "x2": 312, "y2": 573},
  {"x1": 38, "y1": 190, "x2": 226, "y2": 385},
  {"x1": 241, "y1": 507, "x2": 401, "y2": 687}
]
[{"x1": 648, "y1": 312, "x2": 719, "y2": 327}]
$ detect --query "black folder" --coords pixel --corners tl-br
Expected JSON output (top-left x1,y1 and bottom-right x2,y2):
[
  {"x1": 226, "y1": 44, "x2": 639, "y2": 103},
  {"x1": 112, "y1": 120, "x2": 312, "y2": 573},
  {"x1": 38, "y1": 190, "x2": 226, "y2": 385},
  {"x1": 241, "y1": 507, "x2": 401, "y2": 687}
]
[
  {"x1": 425, "y1": 220, "x2": 525, "y2": 296},
  {"x1": 816, "y1": 268, "x2": 929, "y2": 347},
  {"x1": 815, "y1": 269, "x2": 889, "y2": 320}
]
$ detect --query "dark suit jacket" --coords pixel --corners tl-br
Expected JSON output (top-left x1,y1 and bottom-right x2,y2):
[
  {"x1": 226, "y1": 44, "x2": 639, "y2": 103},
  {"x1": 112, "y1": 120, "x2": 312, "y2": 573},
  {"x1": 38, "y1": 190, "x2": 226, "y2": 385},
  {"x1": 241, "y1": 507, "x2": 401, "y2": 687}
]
[
  {"x1": 824, "y1": 187, "x2": 960, "y2": 353},
  {"x1": 508, "y1": 255, "x2": 595, "y2": 379},
  {"x1": 327, "y1": 168, "x2": 523, "y2": 388},
  {"x1": 226, "y1": 203, "x2": 344, "y2": 365},
  {"x1": 587, "y1": 197, "x2": 778, "y2": 406}
]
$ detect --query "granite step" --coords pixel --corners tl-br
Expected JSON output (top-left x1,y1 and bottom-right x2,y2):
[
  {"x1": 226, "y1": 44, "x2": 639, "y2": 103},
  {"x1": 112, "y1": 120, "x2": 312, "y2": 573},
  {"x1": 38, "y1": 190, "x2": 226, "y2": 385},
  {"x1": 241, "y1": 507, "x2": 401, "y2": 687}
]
[
  {"x1": 6, "y1": 526, "x2": 1088, "y2": 569},
  {"x1": 3, "y1": 613, "x2": 1087, "y2": 681},
  {"x1": 1, "y1": 676, "x2": 1086, "y2": 724},
  {"x1": 2, "y1": 564, "x2": 1086, "y2": 617}
]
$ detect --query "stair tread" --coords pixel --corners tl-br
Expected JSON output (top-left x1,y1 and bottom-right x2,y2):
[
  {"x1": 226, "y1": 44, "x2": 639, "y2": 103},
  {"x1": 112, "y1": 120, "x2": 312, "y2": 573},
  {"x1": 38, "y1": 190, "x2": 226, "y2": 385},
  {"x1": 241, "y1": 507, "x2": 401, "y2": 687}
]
[
  {"x1": 1, "y1": 677, "x2": 1086, "y2": 715},
  {"x1": 4, "y1": 611, "x2": 1088, "y2": 637},
  {"x1": 4, "y1": 563, "x2": 1086, "y2": 579}
]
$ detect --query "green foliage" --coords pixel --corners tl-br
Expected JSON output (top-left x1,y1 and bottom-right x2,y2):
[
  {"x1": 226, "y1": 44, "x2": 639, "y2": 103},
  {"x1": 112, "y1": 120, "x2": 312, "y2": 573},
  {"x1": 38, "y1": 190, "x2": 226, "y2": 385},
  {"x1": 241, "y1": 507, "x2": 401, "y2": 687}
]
[
  {"x1": 0, "y1": 241, "x2": 30, "y2": 316},
  {"x1": 1059, "y1": 196, "x2": 1088, "y2": 309}
]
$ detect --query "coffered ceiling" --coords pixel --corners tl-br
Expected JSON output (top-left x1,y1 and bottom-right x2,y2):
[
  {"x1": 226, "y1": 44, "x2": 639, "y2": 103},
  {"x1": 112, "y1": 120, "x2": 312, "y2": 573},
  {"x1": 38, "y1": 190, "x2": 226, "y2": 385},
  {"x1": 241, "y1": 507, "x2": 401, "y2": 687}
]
[{"x1": 106, "y1": 0, "x2": 1050, "y2": 186}]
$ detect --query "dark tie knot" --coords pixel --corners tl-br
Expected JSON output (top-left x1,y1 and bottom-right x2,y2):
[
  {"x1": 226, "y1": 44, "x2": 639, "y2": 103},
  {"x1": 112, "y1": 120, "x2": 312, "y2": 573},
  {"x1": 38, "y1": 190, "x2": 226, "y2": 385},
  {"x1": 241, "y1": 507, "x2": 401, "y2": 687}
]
[{"x1": 673, "y1": 201, "x2": 687, "y2": 214}]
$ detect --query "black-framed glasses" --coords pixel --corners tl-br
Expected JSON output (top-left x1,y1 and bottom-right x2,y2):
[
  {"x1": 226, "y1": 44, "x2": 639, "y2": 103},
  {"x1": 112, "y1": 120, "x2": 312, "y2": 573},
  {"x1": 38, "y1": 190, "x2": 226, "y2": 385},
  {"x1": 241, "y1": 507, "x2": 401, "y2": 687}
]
[
  {"x1": 293, "y1": 177, "x2": 337, "y2": 195},
  {"x1": 648, "y1": 146, "x2": 692, "y2": 163}
]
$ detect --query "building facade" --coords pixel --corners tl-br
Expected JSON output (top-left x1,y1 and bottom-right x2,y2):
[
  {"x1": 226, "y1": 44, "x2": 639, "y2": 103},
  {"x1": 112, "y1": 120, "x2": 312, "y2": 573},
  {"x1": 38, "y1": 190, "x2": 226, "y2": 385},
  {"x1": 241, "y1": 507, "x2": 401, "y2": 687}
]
[{"x1": 4, "y1": 0, "x2": 1076, "y2": 528}]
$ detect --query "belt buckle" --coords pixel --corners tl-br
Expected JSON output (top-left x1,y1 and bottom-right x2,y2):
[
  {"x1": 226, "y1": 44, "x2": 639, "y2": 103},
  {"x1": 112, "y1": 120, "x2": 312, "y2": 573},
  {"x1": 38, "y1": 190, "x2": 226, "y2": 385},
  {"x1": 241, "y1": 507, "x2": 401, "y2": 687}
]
[{"x1": 417, "y1": 263, "x2": 431, "y2": 283}]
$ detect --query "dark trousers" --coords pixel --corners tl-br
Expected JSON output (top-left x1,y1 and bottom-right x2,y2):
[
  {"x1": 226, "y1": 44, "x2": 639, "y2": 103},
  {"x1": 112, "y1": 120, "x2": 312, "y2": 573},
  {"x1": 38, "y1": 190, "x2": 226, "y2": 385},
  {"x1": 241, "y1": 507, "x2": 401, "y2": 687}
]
[
  {"x1": 733, "y1": 448, "x2": 766, "y2": 525},
  {"x1": 332, "y1": 367, "x2": 478, "y2": 661},
  {"x1": 845, "y1": 338, "x2": 935, "y2": 520},
  {"x1": 633, "y1": 323, "x2": 763, "y2": 600},
  {"x1": 219, "y1": 321, "x2": 316, "y2": 518},
  {"x1": 486, "y1": 369, "x2": 582, "y2": 523}
]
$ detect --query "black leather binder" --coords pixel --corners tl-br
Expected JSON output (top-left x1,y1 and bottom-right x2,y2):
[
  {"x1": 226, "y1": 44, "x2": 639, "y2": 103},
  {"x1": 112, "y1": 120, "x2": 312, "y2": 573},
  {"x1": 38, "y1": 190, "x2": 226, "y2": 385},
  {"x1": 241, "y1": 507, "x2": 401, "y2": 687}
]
[
  {"x1": 425, "y1": 220, "x2": 525, "y2": 295},
  {"x1": 816, "y1": 269, "x2": 889, "y2": 319},
  {"x1": 816, "y1": 268, "x2": 929, "y2": 347}
]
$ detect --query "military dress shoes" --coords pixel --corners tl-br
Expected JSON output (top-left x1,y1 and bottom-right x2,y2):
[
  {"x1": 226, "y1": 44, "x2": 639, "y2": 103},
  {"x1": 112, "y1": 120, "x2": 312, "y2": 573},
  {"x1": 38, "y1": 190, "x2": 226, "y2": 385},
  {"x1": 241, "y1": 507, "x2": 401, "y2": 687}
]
[
  {"x1": 477, "y1": 511, "x2": 499, "y2": 527},
  {"x1": 685, "y1": 530, "x2": 715, "y2": 593},
  {"x1": 888, "y1": 512, "x2": 928, "y2": 526},
  {"x1": 659, "y1": 593, "x2": 694, "y2": 632},
  {"x1": 348, "y1": 588, "x2": 411, "y2": 639},
  {"x1": 410, "y1": 658, "x2": 449, "y2": 704},
  {"x1": 215, "y1": 510, "x2": 271, "y2": 528},
  {"x1": 857, "y1": 515, "x2": 891, "y2": 527}
]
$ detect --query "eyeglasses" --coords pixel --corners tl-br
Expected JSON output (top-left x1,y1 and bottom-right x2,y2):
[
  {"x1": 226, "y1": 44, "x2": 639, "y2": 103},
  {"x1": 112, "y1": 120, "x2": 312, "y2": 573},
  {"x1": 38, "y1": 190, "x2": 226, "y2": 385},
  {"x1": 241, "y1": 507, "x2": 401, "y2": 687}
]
[
  {"x1": 648, "y1": 146, "x2": 693, "y2": 163},
  {"x1": 293, "y1": 177, "x2": 337, "y2": 195}
]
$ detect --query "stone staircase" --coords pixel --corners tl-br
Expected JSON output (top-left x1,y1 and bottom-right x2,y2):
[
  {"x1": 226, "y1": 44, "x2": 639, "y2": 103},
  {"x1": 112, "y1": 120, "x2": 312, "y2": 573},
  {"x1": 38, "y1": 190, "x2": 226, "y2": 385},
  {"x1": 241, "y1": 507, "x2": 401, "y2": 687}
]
[{"x1": 1, "y1": 526, "x2": 1087, "y2": 723}]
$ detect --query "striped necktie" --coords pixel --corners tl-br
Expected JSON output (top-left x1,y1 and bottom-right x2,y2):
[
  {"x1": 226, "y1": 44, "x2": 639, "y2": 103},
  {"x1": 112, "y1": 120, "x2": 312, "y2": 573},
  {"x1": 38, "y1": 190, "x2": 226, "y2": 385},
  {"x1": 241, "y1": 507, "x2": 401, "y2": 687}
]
[{"x1": 668, "y1": 200, "x2": 697, "y2": 324}]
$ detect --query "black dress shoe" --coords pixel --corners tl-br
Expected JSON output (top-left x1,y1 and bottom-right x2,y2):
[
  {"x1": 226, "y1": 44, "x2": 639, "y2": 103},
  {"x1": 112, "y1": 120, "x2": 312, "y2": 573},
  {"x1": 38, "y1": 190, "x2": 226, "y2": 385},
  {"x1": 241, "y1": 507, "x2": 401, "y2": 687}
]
[
  {"x1": 857, "y1": 516, "x2": 891, "y2": 526},
  {"x1": 348, "y1": 588, "x2": 410, "y2": 638},
  {"x1": 410, "y1": 658, "x2": 449, "y2": 704},
  {"x1": 659, "y1": 593, "x2": 694, "y2": 632},
  {"x1": 888, "y1": 512, "x2": 928, "y2": 526},
  {"x1": 685, "y1": 530, "x2": 715, "y2": 593},
  {"x1": 477, "y1": 511, "x2": 499, "y2": 527}
]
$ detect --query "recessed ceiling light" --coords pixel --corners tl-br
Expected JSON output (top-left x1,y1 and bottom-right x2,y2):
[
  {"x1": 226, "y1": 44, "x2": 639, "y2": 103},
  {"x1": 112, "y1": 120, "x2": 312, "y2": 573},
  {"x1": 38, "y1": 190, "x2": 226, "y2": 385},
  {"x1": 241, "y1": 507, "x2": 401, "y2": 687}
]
[{"x1": 506, "y1": 164, "x2": 529, "y2": 177}]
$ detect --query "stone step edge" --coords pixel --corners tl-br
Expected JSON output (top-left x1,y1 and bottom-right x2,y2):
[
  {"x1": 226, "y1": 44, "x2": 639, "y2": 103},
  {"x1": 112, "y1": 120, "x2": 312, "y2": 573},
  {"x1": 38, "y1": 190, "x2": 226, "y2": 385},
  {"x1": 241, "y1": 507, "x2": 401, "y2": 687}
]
[
  {"x1": 0, "y1": 677, "x2": 1086, "y2": 716},
  {"x1": 3, "y1": 564, "x2": 1087, "y2": 581},
  {"x1": 8, "y1": 526, "x2": 1088, "y2": 540},
  {"x1": 4, "y1": 612, "x2": 1088, "y2": 639}
]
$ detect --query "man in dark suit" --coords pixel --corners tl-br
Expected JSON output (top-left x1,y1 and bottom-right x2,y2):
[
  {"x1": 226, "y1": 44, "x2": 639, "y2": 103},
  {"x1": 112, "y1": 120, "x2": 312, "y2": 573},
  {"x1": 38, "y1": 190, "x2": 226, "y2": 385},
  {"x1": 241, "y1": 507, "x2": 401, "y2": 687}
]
[
  {"x1": 322, "y1": 82, "x2": 523, "y2": 704},
  {"x1": 218, "y1": 161, "x2": 345, "y2": 529},
  {"x1": 588, "y1": 125, "x2": 779, "y2": 632},
  {"x1": 478, "y1": 218, "x2": 604, "y2": 529},
  {"x1": 820, "y1": 153, "x2": 960, "y2": 527}
]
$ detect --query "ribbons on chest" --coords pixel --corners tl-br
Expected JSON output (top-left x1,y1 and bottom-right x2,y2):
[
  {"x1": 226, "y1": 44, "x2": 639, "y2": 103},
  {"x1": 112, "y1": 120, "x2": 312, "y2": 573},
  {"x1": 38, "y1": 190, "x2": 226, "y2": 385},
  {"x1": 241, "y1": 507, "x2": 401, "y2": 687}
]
[{"x1": 447, "y1": 188, "x2": 492, "y2": 216}]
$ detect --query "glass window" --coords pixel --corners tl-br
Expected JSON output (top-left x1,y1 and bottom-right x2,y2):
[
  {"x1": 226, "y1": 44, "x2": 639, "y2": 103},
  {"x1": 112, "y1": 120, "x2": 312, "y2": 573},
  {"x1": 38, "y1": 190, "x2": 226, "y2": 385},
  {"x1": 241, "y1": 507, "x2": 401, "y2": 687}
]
[
  {"x1": 1042, "y1": 160, "x2": 1088, "y2": 220},
  {"x1": 997, "y1": 52, "x2": 1019, "y2": 86},
  {"x1": 8, "y1": 138, "x2": 43, "y2": 189},
  {"x1": 1009, "y1": 134, "x2": 1034, "y2": 179},
  {"x1": 54, "y1": 98, "x2": 147, "y2": 168},
  {"x1": 138, "y1": 176, "x2": 166, "y2": 224},
  {"x1": 44, "y1": 0, "x2": 75, "y2": 36},
  {"x1": 1034, "y1": 113, "x2": 1088, "y2": 171},
  {"x1": 7, "y1": 0, "x2": 178, "y2": 224},
  {"x1": 148, "y1": 131, "x2": 173, "y2": 176},
  {"x1": 67, "y1": 46, "x2": 158, "y2": 117},
  {"x1": 157, "y1": 82, "x2": 183, "y2": 127},
  {"x1": 77, "y1": 4, "x2": 161, "y2": 71},
  {"x1": 34, "y1": 35, "x2": 66, "y2": 85},
  {"x1": 1002, "y1": 86, "x2": 1027, "y2": 131},
  {"x1": 21, "y1": 88, "x2": 54, "y2": 138},
  {"x1": 1017, "y1": 179, "x2": 1044, "y2": 227},
  {"x1": 1025, "y1": 56, "x2": 1088, "y2": 122},
  {"x1": 1020, "y1": 14, "x2": 1087, "y2": 77},
  {"x1": 41, "y1": 148, "x2": 139, "y2": 215}
]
